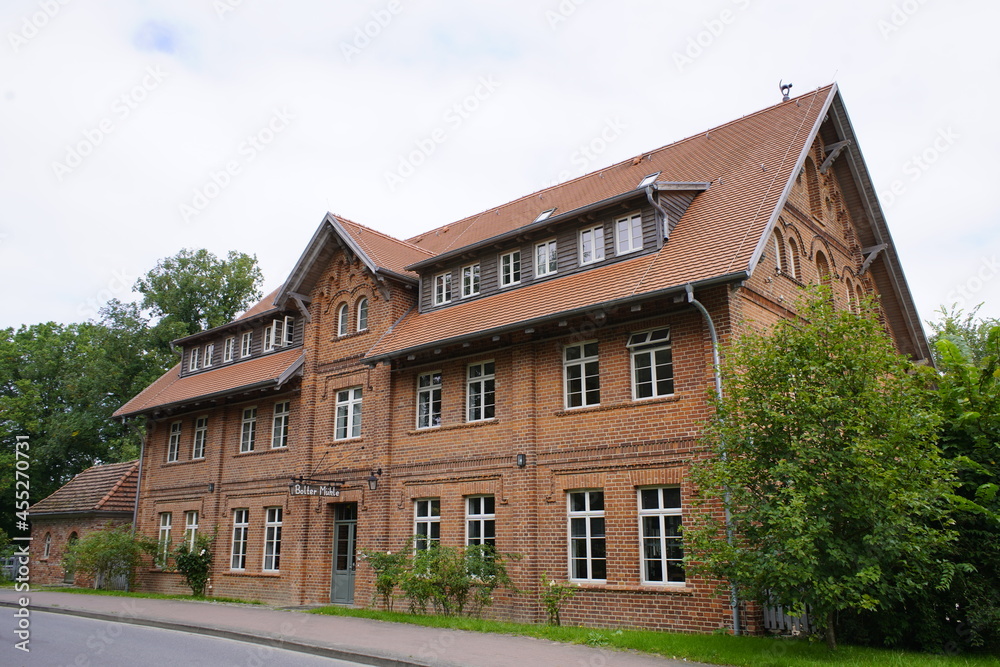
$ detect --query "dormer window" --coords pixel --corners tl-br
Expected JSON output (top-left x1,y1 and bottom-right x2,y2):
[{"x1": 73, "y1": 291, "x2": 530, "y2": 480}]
[
  {"x1": 615, "y1": 212, "x2": 643, "y2": 255},
  {"x1": 264, "y1": 325, "x2": 274, "y2": 352},
  {"x1": 580, "y1": 225, "x2": 605, "y2": 265},
  {"x1": 462, "y1": 264, "x2": 480, "y2": 298},
  {"x1": 189, "y1": 347, "x2": 201, "y2": 371},
  {"x1": 203, "y1": 344, "x2": 214, "y2": 368},
  {"x1": 535, "y1": 240, "x2": 557, "y2": 277},
  {"x1": 434, "y1": 272, "x2": 452, "y2": 306},
  {"x1": 241, "y1": 331, "x2": 253, "y2": 358},
  {"x1": 500, "y1": 250, "x2": 521, "y2": 287},
  {"x1": 224, "y1": 337, "x2": 235, "y2": 363},
  {"x1": 283, "y1": 316, "x2": 295, "y2": 346}
]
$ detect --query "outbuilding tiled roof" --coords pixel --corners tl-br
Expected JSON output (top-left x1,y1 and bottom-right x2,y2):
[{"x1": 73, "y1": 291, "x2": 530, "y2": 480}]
[
  {"x1": 29, "y1": 460, "x2": 138, "y2": 516},
  {"x1": 113, "y1": 348, "x2": 304, "y2": 417}
]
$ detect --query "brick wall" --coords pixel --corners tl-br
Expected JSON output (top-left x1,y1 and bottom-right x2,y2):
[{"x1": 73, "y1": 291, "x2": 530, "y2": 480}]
[{"x1": 29, "y1": 514, "x2": 133, "y2": 587}]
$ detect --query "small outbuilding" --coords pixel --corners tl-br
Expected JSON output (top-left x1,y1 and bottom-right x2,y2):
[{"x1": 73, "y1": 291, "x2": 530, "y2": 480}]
[{"x1": 28, "y1": 460, "x2": 138, "y2": 587}]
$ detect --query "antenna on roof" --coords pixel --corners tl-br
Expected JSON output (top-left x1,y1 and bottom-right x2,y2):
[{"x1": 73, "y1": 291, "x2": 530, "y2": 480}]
[{"x1": 779, "y1": 80, "x2": 793, "y2": 102}]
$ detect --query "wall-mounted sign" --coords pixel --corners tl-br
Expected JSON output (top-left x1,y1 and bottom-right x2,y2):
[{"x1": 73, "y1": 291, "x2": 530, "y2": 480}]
[{"x1": 288, "y1": 477, "x2": 343, "y2": 497}]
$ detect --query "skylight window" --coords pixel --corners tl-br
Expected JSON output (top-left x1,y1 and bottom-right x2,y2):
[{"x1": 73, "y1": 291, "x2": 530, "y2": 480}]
[
  {"x1": 534, "y1": 208, "x2": 556, "y2": 222},
  {"x1": 637, "y1": 172, "x2": 661, "y2": 189}
]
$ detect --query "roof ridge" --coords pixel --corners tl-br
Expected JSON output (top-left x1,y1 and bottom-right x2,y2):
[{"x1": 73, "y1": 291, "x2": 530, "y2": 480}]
[
  {"x1": 405, "y1": 85, "x2": 835, "y2": 247},
  {"x1": 94, "y1": 461, "x2": 139, "y2": 510},
  {"x1": 334, "y1": 214, "x2": 436, "y2": 257}
]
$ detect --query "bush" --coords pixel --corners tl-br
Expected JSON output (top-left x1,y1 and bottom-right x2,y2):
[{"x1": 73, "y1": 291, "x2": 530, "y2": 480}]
[
  {"x1": 63, "y1": 523, "x2": 153, "y2": 590},
  {"x1": 539, "y1": 573, "x2": 577, "y2": 625},
  {"x1": 363, "y1": 542, "x2": 518, "y2": 616},
  {"x1": 172, "y1": 534, "x2": 214, "y2": 597}
]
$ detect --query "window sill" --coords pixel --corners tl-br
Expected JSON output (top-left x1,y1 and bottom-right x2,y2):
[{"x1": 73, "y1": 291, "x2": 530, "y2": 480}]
[
  {"x1": 334, "y1": 330, "x2": 371, "y2": 341},
  {"x1": 223, "y1": 570, "x2": 281, "y2": 578},
  {"x1": 162, "y1": 457, "x2": 207, "y2": 466},
  {"x1": 235, "y1": 447, "x2": 289, "y2": 457},
  {"x1": 554, "y1": 395, "x2": 680, "y2": 417},
  {"x1": 332, "y1": 437, "x2": 364, "y2": 445},
  {"x1": 407, "y1": 419, "x2": 499, "y2": 436},
  {"x1": 572, "y1": 582, "x2": 692, "y2": 595}
]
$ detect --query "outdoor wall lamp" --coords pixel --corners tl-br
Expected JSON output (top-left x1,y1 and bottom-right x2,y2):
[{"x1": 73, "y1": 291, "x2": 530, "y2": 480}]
[
  {"x1": 367, "y1": 468, "x2": 383, "y2": 491},
  {"x1": 516, "y1": 453, "x2": 526, "y2": 468}
]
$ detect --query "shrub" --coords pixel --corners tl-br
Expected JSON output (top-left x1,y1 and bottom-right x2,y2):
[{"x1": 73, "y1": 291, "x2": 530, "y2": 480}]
[
  {"x1": 360, "y1": 547, "x2": 409, "y2": 611},
  {"x1": 539, "y1": 573, "x2": 577, "y2": 625},
  {"x1": 62, "y1": 523, "x2": 153, "y2": 590},
  {"x1": 172, "y1": 534, "x2": 214, "y2": 597}
]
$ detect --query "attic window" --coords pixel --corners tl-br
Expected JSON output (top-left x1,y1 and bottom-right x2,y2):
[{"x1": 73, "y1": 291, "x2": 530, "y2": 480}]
[
  {"x1": 637, "y1": 172, "x2": 661, "y2": 189},
  {"x1": 534, "y1": 208, "x2": 556, "y2": 222}
]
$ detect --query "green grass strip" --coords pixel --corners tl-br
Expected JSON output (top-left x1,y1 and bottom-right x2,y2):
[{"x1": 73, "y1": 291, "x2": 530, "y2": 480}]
[
  {"x1": 307, "y1": 606, "x2": 1000, "y2": 667},
  {"x1": 37, "y1": 586, "x2": 260, "y2": 605}
]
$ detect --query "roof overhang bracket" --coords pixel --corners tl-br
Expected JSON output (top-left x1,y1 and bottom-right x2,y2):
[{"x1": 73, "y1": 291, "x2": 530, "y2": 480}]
[
  {"x1": 860, "y1": 243, "x2": 887, "y2": 274},
  {"x1": 289, "y1": 293, "x2": 312, "y2": 323},
  {"x1": 820, "y1": 140, "x2": 852, "y2": 174}
]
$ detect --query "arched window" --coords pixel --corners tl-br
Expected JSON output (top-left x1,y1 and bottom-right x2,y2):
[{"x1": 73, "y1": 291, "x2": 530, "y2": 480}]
[
  {"x1": 845, "y1": 277, "x2": 856, "y2": 312},
  {"x1": 815, "y1": 251, "x2": 833, "y2": 291},
  {"x1": 357, "y1": 298, "x2": 369, "y2": 332},
  {"x1": 43, "y1": 532, "x2": 51, "y2": 559},
  {"x1": 773, "y1": 228, "x2": 787, "y2": 272},
  {"x1": 787, "y1": 237, "x2": 801, "y2": 280},
  {"x1": 804, "y1": 157, "x2": 821, "y2": 217},
  {"x1": 337, "y1": 304, "x2": 349, "y2": 337}
]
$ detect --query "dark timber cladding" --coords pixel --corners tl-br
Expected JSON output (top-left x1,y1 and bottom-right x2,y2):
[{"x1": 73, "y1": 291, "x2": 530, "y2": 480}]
[{"x1": 115, "y1": 84, "x2": 932, "y2": 632}]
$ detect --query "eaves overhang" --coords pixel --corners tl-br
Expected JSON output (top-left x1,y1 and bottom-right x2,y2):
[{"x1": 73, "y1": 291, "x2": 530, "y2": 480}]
[
  {"x1": 405, "y1": 183, "x2": 710, "y2": 272},
  {"x1": 363, "y1": 270, "x2": 746, "y2": 365}
]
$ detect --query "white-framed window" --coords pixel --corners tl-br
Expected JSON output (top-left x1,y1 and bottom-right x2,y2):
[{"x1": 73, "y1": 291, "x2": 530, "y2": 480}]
[
  {"x1": 167, "y1": 421, "x2": 181, "y2": 462},
  {"x1": 434, "y1": 272, "x2": 452, "y2": 305},
  {"x1": 579, "y1": 225, "x2": 605, "y2": 265},
  {"x1": 184, "y1": 510, "x2": 199, "y2": 550},
  {"x1": 357, "y1": 298, "x2": 369, "y2": 331},
  {"x1": 335, "y1": 387, "x2": 363, "y2": 440},
  {"x1": 43, "y1": 532, "x2": 51, "y2": 559},
  {"x1": 615, "y1": 212, "x2": 643, "y2": 255},
  {"x1": 224, "y1": 337, "x2": 235, "y2": 363},
  {"x1": 628, "y1": 327, "x2": 673, "y2": 399},
  {"x1": 189, "y1": 347, "x2": 201, "y2": 371},
  {"x1": 192, "y1": 416, "x2": 208, "y2": 459},
  {"x1": 338, "y1": 303, "x2": 350, "y2": 337},
  {"x1": 568, "y1": 490, "x2": 605, "y2": 582},
  {"x1": 564, "y1": 341, "x2": 600, "y2": 408},
  {"x1": 283, "y1": 316, "x2": 295, "y2": 346},
  {"x1": 466, "y1": 361, "x2": 495, "y2": 422},
  {"x1": 639, "y1": 486, "x2": 684, "y2": 584},
  {"x1": 241, "y1": 407, "x2": 257, "y2": 452},
  {"x1": 263, "y1": 507, "x2": 282, "y2": 572},
  {"x1": 414, "y1": 499, "x2": 441, "y2": 551},
  {"x1": 230, "y1": 509, "x2": 249, "y2": 570},
  {"x1": 203, "y1": 344, "x2": 214, "y2": 367},
  {"x1": 271, "y1": 401, "x2": 289, "y2": 448},
  {"x1": 500, "y1": 250, "x2": 521, "y2": 287},
  {"x1": 241, "y1": 331, "x2": 252, "y2": 358},
  {"x1": 157, "y1": 512, "x2": 172, "y2": 567},
  {"x1": 466, "y1": 496, "x2": 496, "y2": 548},
  {"x1": 461, "y1": 264, "x2": 480, "y2": 298},
  {"x1": 263, "y1": 325, "x2": 275, "y2": 352},
  {"x1": 535, "y1": 240, "x2": 558, "y2": 277},
  {"x1": 416, "y1": 371, "x2": 442, "y2": 429}
]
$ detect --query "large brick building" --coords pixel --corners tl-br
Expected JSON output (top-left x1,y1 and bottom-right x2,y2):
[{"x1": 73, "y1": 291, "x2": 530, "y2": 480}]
[{"x1": 115, "y1": 84, "x2": 930, "y2": 631}]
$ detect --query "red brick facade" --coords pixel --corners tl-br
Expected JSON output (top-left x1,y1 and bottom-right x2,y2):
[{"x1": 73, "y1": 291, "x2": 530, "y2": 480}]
[{"x1": 119, "y1": 86, "x2": 930, "y2": 632}]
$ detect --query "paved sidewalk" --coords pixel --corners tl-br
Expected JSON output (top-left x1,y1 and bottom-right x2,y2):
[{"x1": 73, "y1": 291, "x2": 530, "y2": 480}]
[{"x1": 0, "y1": 590, "x2": 710, "y2": 666}]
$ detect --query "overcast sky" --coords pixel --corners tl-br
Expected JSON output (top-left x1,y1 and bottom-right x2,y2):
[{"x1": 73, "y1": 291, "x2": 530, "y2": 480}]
[{"x1": 1, "y1": 0, "x2": 997, "y2": 331}]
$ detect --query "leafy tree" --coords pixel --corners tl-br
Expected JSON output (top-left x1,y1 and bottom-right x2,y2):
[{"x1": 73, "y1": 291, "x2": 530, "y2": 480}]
[
  {"x1": 687, "y1": 289, "x2": 958, "y2": 650},
  {"x1": 134, "y1": 248, "x2": 263, "y2": 335}
]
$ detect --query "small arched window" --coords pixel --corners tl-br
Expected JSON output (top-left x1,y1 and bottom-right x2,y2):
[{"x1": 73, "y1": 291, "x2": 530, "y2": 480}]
[
  {"x1": 804, "y1": 156, "x2": 822, "y2": 217},
  {"x1": 816, "y1": 251, "x2": 832, "y2": 289},
  {"x1": 357, "y1": 298, "x2": 369, "y2": 332},
  {"x1": 773, "y1": 228, "x2": 787, "y2": 272},
  {"x1": 337, "y1": 303, "x2": 349, "y2": 337},
  {"x1": 845, "y1": 277, "x2": 856, "y2": 312},
  {"x1": 787, "y1": 237, "x2": 800, "y2": 280},
  {"x1": 43, "y1": 532, "x2": 51, "y2": 559}
]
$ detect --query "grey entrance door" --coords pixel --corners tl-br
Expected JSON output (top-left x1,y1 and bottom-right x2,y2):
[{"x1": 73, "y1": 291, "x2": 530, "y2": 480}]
[{"x1": 331, "y1": 503, "x2": 357, "y2": 604}]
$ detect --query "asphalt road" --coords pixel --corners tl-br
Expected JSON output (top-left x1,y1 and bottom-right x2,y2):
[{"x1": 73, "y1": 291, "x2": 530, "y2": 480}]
[{"x1": 7, "y1": 610, "x2": 368, "y2": 667}]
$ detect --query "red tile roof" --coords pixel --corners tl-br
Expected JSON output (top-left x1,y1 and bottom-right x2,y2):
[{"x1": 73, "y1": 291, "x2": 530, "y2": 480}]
[
  {"x1": 333, "y1": 215, "x2": 434, "y2": 279},
  {"x1": 113, "y1": 348, "x2": 304, "y2": 417},
  {"x1": 367, "y1": 87, "x2": 834, "y2": 359},
  {"x1": 234, "y1": 287, "x2": 282, "y2": 321},
  {"x1": 29, "y1": 460, "x2": 138, "y2": 515}
]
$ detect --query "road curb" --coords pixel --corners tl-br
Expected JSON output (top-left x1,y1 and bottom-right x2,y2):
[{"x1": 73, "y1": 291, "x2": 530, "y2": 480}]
[{"x1": 0, "y1": 600, "x2": 431, "y2": 667}]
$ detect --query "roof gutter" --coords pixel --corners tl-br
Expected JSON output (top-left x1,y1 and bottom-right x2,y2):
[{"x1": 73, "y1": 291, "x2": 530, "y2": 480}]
[
  {"x1": 115, "y1": 374, "x2": 299, "y2": 420},
  {"x1": 364, "y1": 270, "x2": 748, "y2": 365}
]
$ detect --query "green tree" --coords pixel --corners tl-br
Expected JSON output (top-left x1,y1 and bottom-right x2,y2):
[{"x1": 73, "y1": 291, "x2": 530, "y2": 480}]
[
  {"x1": 134, "y1": 248, "x2": 263, "y2": 335},
  {"x1": 929, "y1": 313, "x2": 1000, "y2": 649},
  {"x1": 62, "y1": 523, "x2": 155, "y2": 590},
  {"x1": 687, "y1": 289, "x2": 958, "y2": 650}
]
